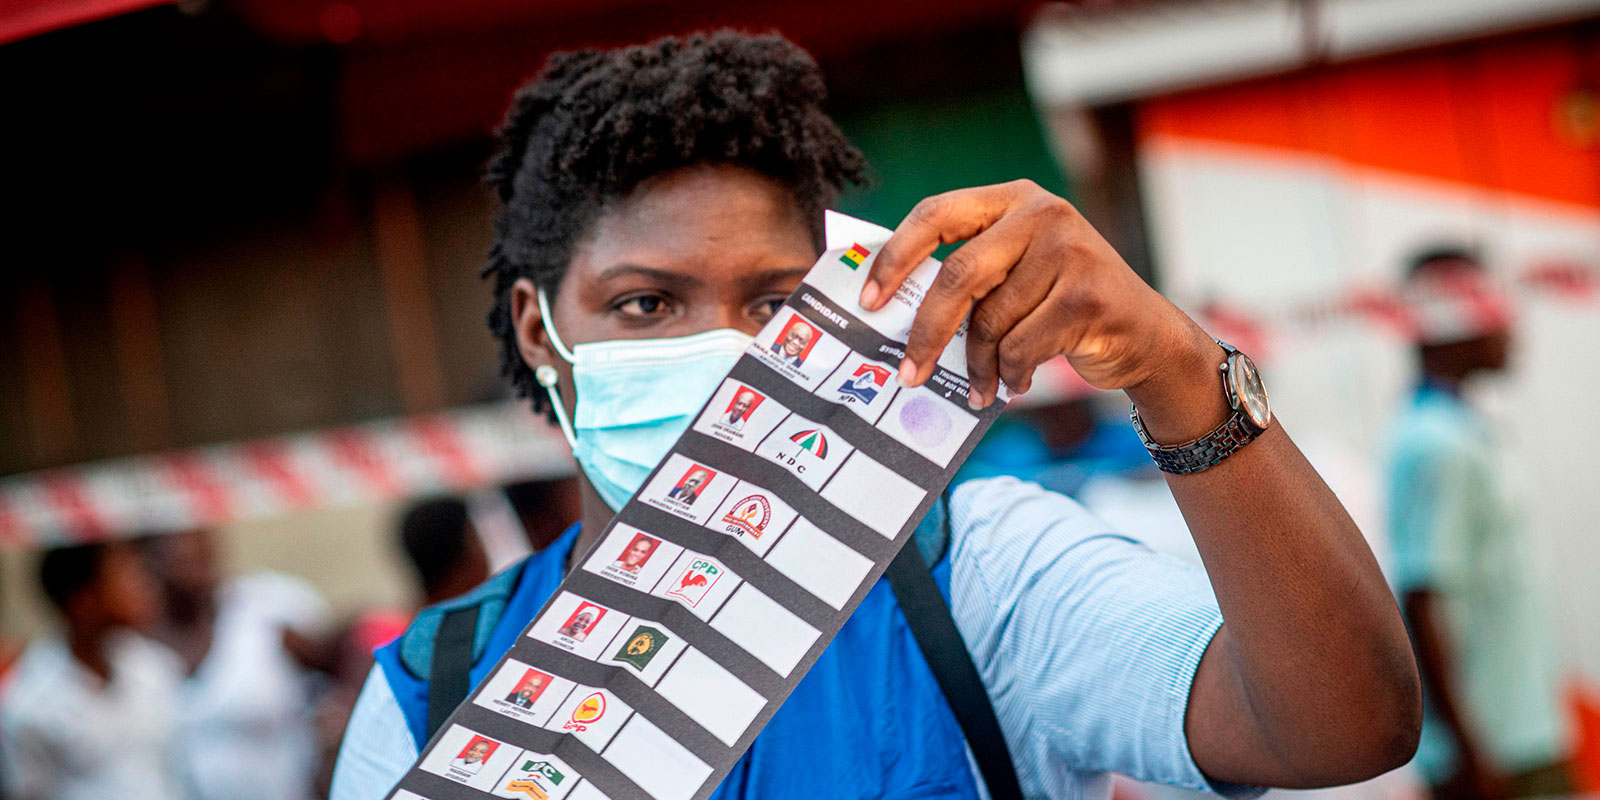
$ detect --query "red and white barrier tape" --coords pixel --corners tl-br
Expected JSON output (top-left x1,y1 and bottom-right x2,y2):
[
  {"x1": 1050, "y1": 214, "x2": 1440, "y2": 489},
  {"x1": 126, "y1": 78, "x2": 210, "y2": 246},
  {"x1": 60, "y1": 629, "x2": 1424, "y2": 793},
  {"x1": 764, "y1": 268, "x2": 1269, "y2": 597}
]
[
  {"x1": 1007, "y1": 260, "x2": 1599, "y2": 408},
  {"x1": 0, "y1": 403, "x2": 573, "y2": 549}
]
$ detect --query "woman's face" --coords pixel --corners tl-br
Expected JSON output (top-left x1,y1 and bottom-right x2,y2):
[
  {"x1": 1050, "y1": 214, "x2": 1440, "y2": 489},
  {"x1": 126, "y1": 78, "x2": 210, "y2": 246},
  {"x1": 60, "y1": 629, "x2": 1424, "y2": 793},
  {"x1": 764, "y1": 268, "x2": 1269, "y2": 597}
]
[
  {"x1": 511, "y1": 163, "x2": 818, "y2": 384},
  {"x1": 510, "y1": 163, "x2": 818, "y2": 516}
]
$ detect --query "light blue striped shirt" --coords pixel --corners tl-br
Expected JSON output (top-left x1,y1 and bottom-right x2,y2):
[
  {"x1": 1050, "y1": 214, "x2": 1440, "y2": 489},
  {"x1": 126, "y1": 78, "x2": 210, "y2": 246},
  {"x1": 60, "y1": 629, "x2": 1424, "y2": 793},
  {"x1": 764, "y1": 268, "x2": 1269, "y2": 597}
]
[{"x1": 332, "y1": 476, "x2": 1237, "y2": 800}]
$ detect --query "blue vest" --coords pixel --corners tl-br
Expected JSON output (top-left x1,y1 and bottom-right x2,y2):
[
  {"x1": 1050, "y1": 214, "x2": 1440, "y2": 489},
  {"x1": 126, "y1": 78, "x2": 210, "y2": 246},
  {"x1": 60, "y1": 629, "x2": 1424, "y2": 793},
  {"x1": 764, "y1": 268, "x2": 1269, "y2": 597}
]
[{"x1": 375, "y1": 521, "x2": 981, "y2": 800}]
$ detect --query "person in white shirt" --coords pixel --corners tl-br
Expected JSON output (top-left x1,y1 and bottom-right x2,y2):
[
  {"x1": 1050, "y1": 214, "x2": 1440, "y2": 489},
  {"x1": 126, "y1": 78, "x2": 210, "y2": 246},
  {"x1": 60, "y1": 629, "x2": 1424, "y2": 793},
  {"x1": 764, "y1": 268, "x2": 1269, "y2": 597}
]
[
  {"x1": 0, "y1": 540, "x2": 186, "y2": 800},
  {"x1": 146, "y1": 529, "x2": 330, "y2": 800}
]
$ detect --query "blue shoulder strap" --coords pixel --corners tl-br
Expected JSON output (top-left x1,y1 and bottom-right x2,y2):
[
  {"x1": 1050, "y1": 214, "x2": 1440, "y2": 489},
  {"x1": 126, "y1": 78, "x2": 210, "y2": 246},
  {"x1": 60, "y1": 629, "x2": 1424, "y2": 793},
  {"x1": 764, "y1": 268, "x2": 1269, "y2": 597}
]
[
  {"x1": 396, "y1": 559, "x2": 527, "y2": 683},
  {"x1": 888, "y1": 488, "x2": 1022, "y2": 799},
  {"x1": 381, "y1": 523, "x2": 581, "y2": 747}
]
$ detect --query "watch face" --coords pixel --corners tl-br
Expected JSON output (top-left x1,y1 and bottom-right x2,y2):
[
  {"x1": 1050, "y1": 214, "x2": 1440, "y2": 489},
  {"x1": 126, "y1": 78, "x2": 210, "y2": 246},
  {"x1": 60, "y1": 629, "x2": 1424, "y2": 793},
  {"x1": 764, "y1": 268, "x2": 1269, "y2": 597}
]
[{"x1": 1228, "y1": 353, "x2": 1271, "y2": 429}]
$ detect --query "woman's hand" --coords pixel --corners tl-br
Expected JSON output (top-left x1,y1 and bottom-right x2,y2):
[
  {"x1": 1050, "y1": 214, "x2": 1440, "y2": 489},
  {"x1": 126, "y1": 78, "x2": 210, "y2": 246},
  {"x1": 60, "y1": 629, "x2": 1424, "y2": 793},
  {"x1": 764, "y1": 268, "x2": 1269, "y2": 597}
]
[{"x1": 862, "y1": 179, "x2": 1215, "y2": 412}]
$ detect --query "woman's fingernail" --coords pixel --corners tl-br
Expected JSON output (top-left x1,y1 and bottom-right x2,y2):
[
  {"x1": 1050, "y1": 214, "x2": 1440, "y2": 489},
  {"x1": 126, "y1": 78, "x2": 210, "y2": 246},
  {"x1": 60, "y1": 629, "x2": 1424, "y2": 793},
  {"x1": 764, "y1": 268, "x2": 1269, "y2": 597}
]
[
  {"x1": 968, "y1": 391, "x2": 986, "y2": 410},
  {"x1": 859, "y1": 282, "x2": 879, "y2": 309},
  {"x1": 898, "y1": 358, "x2": 919, "y2": 386}
]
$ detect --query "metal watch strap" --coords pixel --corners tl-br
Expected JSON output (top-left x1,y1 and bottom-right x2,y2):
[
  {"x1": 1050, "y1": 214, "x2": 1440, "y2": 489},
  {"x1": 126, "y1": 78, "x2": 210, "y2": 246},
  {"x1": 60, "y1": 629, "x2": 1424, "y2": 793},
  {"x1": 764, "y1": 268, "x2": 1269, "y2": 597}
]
[{"x1": 1130, "y1": 406, "x2": 1259, "y2": 475}]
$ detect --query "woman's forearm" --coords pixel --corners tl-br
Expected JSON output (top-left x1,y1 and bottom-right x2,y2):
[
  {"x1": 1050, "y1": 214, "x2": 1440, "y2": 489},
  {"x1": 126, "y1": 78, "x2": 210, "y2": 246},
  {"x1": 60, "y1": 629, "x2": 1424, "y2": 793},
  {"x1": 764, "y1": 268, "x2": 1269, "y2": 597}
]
[{"x1": 1128, "y1": 332, "x2": 1421, "y2": 787}]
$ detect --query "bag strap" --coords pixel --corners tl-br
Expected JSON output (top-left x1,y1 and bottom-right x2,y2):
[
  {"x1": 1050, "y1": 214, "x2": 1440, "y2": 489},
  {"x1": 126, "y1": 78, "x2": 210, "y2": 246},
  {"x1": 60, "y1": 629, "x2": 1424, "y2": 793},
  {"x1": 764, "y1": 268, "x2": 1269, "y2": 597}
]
[
  {"x1": 426, "y1": 604, "x2": 480, "y2": 739},
  {"x1": 887, "y1": 501, "x2": 1024, "y2": 800}
]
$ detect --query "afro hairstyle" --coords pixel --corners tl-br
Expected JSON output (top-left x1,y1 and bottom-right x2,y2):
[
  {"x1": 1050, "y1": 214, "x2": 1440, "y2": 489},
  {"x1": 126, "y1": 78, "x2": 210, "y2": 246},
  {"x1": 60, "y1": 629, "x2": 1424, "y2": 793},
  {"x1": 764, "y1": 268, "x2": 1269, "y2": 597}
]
[{"x1": 481, "y1": 29, "x2": 868, "y2": 418}]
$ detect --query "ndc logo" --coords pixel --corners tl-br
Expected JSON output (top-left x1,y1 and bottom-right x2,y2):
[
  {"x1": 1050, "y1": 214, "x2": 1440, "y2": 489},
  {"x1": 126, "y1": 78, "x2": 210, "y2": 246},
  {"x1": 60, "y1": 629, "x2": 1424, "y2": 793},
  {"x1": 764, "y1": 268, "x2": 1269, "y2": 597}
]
[
  {"x1": 773, "y1": 429, "x2": 830, "y2": 472},
  {"x1": 788, "y1": 429, "x2": 829, "y2": 457}
]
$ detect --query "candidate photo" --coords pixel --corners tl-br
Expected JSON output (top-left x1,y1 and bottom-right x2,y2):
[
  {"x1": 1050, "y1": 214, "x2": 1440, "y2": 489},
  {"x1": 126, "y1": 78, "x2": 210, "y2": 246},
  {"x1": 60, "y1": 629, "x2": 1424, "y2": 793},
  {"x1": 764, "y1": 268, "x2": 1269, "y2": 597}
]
[
  {"x1": 721, "y1": 388, "x2": 764, "y2": 431},
  {"x1": 769, "y1": 316, "x2": 817, "y2": 368},
  {"x1": 449, "y1": 737, "x2": 497, "y2": 775},
  {"x1": 613, "y1": 533, "x2": 660, "y2": 574},
  {"x1": 555, "y1": 603, "x2": 605, "y2": 641},
  {"x1": 666, "y1": 466, "x2": 714, "y2": 506},
  {"x1": 503, "y1": 670, "x2": 551, "y2": 708}
]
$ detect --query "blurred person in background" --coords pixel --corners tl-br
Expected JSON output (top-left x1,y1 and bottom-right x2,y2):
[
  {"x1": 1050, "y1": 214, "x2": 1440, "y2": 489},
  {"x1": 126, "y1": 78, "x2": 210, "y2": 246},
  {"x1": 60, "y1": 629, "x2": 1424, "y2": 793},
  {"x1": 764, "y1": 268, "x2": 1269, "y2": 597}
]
[
  {"x1": 397, "y1": 497, "x2": 490, "y2": 608},
  {"x1": 145, "y1": 529, "x2": 330, "y2": 800},
  {"x1": 1384, "y1": 247, "x2": 1572, "y2": 800},
  {"x1": 300, "y1": 497, "x2": 489, "y2": 798},
  {"x1": 502, "y1": 478, "x2": 582, "y2": 551},
  {"x1": 0, "y1": 571, "x2": 20, "y2": 678},
  {"x1": 0, "y1": 540, "x2": 185, "y2": 800}
]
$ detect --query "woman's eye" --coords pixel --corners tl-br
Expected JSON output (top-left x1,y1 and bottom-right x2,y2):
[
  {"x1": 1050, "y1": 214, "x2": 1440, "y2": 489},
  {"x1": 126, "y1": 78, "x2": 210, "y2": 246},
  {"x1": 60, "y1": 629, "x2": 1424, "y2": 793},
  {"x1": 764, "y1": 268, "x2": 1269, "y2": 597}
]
[
  {"x1": 616, "y1": 295, "x2": 668, "y2": 317},
  {"x1": 752, "y1": 297, "x2": 787, "y2": 322}
]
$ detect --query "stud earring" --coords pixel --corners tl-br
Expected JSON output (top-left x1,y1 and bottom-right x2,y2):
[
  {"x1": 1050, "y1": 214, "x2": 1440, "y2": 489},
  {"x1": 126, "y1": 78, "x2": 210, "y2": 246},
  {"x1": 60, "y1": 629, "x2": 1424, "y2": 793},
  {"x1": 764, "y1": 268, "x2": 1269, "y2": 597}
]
[{"x1": 535, "y1": 364, "x2": 559, "y2": 388}]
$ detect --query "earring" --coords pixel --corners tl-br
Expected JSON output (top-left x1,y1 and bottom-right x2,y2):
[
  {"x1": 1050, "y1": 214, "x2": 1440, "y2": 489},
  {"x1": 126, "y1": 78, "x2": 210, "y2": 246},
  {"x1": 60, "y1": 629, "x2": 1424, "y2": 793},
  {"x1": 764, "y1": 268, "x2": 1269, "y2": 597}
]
[{"x1": 535, "y1": 364, "x2": 558, "y2": 388}]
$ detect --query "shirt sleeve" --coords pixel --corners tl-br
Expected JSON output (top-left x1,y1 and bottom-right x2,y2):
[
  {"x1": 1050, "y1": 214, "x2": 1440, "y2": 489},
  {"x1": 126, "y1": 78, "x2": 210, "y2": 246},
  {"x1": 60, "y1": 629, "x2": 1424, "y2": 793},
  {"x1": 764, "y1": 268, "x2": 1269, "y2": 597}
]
[
  {"x1": 1386, "y1": 435, "x2": 1477, "y2": 595},
  {"x1": 0, "y1": 709, "x2": 57, "y2": 800},
  {"x1": 330, "y1": 665, "x2": 420, "y2": 800},
  {"x1": 947, "y1": 476, "x2": 1249, "y2": 797}
]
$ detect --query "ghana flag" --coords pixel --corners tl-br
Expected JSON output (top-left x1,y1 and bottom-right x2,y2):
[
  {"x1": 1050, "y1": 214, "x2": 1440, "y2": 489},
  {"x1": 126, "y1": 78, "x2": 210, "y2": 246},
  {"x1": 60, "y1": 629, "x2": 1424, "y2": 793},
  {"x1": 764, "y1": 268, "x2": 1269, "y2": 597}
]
[
  {"x1": 840, "y1": 243, "x2": 870, "y2": 269},
  {"x1": 789, "y1": 429, "x2": 829, "y2": 456}
]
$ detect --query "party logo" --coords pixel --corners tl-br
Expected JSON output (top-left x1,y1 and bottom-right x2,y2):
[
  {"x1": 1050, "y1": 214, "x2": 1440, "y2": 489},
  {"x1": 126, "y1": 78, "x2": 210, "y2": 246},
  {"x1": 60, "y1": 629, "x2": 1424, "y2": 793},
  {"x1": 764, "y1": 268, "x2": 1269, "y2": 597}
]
[
  {"x1": 664, "y1": 559, "x2": 722, "y2": 608},
  {"x1": 612, "y1": 626, "x2": 669, "y2": 671},
  {"x1": 721, "y1": 494, "x2": 772, "y2": 539}
]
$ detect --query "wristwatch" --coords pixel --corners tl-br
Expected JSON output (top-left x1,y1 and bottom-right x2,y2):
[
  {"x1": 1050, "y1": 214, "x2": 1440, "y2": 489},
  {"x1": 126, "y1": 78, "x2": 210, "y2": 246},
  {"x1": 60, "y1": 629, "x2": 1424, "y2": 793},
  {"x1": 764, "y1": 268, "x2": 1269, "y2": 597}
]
[{"x1": 1130, "y1": 340, "x2": 1271, "y2": 475}]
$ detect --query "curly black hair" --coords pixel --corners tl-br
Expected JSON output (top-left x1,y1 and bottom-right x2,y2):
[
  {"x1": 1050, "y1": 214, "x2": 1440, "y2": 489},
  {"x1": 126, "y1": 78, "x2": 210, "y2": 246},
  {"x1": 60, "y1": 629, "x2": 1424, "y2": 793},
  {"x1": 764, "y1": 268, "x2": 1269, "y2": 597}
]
[{"x1": 481, "y1": 30, "x2": 868, "y2": 416}]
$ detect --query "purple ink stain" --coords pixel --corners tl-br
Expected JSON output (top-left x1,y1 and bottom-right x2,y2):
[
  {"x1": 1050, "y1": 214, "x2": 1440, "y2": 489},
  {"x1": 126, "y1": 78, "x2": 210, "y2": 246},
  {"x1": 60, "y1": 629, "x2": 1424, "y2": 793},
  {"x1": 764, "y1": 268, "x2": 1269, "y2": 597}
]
[{"x1": 899, "y1": 395, "x2": 951, "y2": 448}]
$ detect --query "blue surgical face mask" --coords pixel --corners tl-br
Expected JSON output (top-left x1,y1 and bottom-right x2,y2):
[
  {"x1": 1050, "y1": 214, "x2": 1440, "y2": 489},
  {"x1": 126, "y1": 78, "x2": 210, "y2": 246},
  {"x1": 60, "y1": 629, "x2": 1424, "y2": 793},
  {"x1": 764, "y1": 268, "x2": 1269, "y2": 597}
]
[{"x1": 535, "y1": 290, "x2": 754, "y2": 511}]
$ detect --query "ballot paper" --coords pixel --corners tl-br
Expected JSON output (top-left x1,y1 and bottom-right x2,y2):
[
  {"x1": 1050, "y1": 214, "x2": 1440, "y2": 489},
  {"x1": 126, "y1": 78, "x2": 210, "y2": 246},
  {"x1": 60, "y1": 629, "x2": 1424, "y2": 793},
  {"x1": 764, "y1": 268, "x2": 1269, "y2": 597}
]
[{"x1": 390, "y1": 212, "x2": 1010, "y2": 800}]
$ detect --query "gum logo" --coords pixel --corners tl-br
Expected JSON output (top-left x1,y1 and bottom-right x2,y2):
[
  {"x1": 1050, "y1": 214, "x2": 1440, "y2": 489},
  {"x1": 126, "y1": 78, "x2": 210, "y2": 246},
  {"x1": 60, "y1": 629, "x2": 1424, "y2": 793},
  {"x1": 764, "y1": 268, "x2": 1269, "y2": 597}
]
[{"x1": 721, "y1": 495, "x2": 772, "y2": 539}]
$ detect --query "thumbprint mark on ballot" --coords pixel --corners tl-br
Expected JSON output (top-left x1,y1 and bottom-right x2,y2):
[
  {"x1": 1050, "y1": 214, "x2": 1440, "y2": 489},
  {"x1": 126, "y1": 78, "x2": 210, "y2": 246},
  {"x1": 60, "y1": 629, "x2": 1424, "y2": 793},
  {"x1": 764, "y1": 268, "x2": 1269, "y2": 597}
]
[{"x1": 898, "y1": 395, "x2": 953, "y2": 447}]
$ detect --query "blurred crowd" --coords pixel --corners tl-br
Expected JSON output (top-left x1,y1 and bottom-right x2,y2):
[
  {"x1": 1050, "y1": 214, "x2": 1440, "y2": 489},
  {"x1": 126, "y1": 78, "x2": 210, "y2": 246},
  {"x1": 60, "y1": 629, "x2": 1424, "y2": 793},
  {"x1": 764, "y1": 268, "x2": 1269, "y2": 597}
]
[{"x1": 0, "y1": 491, "x2": 518, "y2": 800}]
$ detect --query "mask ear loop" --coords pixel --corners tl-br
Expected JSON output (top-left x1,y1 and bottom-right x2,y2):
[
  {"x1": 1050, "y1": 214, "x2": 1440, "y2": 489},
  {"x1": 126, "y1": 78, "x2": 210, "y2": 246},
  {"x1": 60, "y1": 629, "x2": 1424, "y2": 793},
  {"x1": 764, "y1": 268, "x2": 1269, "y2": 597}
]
[
  {"x1": 535, "y1": 365, "x2": 577, "y2": 450},
  {"x1": 536, "y1": 289, "x2": 577, "y2": 363},
  {"x1": 534, "y1": 289, "x2": 578, "y2": 449}
]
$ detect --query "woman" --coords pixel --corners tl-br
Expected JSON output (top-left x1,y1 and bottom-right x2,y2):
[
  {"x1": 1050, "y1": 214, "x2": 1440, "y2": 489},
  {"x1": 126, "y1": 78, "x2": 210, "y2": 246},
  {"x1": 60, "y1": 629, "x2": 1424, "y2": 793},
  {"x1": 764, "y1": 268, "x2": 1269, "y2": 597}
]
[{"x1": 332, "y1": 30, "x2": 1419, "y2": 800}]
